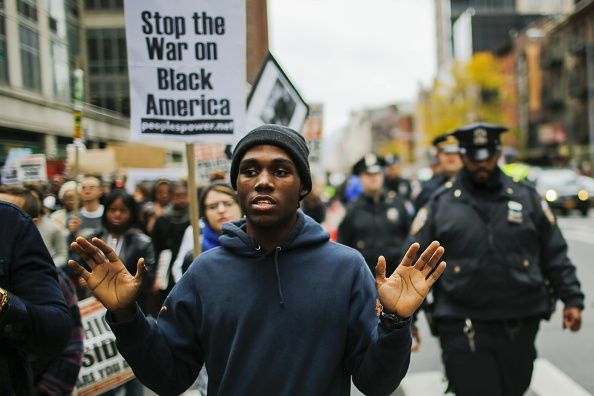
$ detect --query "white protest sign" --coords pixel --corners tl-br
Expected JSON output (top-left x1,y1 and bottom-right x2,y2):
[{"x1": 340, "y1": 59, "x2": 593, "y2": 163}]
[
  {"x1": 195, "y1": 143, "x2": 231, "y2": 184},
  {"x1": 124, "y1": 0, "x2": 246, "y2": 143},
  {"x1": 15, "y1": 154, "x2": 47, "y2": 183},
  {"x1": 245, "y1": 53, "x2": 309, "y2": 133},
  {"x1": 1, "y1": 148, "x2": 32, "y2": 184},
  {"x1": 75, "y1": 297, "x2": 135, "y2": 396}
]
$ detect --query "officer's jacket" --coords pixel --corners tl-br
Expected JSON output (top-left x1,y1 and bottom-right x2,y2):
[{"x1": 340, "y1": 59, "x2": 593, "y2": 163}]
[
  {"x1": 409, "y1": 170, "x2": 584, "y2": 321},
  {"x1": 338, "y1": 191, "x2": 412, "y2": 276}
]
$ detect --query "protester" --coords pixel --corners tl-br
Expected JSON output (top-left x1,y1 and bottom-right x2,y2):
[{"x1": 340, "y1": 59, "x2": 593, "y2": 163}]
[
  {"x1": 50, "y1": 180, "x2": 78, "y2": 236},
  {"x1": 143, "y1": 179, "x2": 173, "y2": 235},
  {"x1": 0, "y1": 186, "x2": 83, "y2": 395},
  {"x1": 338, "y1": 154, "x2": 412, "y2": 276},
  {"x1": 172, "y1": 180, "x2": 242, "y2": 283},
  {"x1": 68, "y1": 175, "x2": 104, "y2": 241},
  {"x1": 0, "y1": 192, "x2": 72, "y2": 395},
  {"x1": 69, "y1": 124, "x2": 446, "y2": 396},
  {"x1": 408, "y1": 122, "x2": 584, "y2": 396},
  {"x1": 150, "y1": 180, "x2": 189, "y2": 314}
]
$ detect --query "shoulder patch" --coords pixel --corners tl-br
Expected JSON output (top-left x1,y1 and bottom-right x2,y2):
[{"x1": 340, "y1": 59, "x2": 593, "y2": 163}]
[
  {"x1": 541, "y1": 200, "x2": 555, "y2": 225},
  {"x1": 410, "y1": 207, "x2": 429, "y2": 236}
]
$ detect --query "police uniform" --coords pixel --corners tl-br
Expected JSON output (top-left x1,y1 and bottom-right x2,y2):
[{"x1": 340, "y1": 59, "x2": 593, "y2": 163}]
[
  {"x1": 409, "y1": 123, "x2": 584, "y2": 396},
  {"x1": 384, "y1": 154, "x2": 413, "y2": 201},
  {"x1": 414, "y1": 133, "x2": 460, "y2": 211},
  {"x1": 338, "y1": 155, "x2": 412, "y2": 276}
]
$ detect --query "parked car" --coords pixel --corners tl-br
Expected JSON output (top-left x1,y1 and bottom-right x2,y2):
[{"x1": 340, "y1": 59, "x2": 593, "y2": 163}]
[{"x1": 533, "y1": 168, "x2": 590, "y2": 216}]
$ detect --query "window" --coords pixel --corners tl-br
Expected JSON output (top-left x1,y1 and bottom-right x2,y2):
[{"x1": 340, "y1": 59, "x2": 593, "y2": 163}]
[
  {"x1": 84, "y1": 0, "x2": 123, "y2": 10},
  {"x1": 51, "y1": 41, "x2": 70, "y2": 101},
  {"x1": 86, "y1": 28, "x2": 129, "y2": 115},
  {"x1": 19, "y1": 25, "x2": 41, "y2": 91},
  {"x1": 17, "y1": 0, "x2": 37, "y2": 22}
]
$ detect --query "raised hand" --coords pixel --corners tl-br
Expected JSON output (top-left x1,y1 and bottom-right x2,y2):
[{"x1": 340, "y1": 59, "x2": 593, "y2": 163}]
[
  {"x1": 375, "y1": 241, "x2": 446, "y2": 318},
  {"x1": 68, "y1": 237, "x2": 145, "y2": 315}
]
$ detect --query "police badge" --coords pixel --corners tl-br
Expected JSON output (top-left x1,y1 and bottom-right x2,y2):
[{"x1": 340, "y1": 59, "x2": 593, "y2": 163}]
[{"x1": 473, "y1": 128, "x2": 488, "y2": 145}]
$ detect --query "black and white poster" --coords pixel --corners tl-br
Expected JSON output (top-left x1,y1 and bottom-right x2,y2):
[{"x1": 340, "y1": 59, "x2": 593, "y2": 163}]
[
  {"x1": 245, "y1": 53, "x2": 309, "y2": 133},
  {"x1": 124, "y1": 0, "x2": 245, "y2": 142}
]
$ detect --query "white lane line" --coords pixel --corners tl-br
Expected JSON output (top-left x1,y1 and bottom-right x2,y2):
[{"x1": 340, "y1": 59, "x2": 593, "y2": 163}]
[
  {"x1": 531, "y1": 358, "x2": 592, "y2": 396},
  {"x1": 398, "y1": 359, "x2": 591, "y2": 396},
  {"x1": 400, "y1": 371, "x2": 449, "y2": 395}
]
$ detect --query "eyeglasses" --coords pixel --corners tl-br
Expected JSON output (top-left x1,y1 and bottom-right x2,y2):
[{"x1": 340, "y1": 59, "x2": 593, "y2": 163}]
[{"x1": 205, "y1": 200, "x2": 237, "y2": 212}]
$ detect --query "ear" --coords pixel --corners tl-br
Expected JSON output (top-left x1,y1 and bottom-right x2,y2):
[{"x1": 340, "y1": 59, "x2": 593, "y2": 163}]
[{"x1": 298, "y1": 186, "x2": 310, "y2": 201}]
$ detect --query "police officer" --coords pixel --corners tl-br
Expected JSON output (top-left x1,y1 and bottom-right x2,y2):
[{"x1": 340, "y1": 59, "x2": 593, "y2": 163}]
[
  {"x1": 338, "y1": 154, "x2": 412, "y2": 276},
  {"x1": 384, "y1": 154, "x2": 413, "y2": 201},
  {"x1": 414, "y1": 133, "x2": 463, "y2": 211},
  {"x1": 408, "y1": 122, "x2": 584, "y2": 396}
]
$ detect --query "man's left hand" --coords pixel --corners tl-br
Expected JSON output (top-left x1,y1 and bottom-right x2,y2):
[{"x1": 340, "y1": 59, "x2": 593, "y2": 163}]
[{"x1": 375, "y1": 241, "x2": 446, "y2": 318}]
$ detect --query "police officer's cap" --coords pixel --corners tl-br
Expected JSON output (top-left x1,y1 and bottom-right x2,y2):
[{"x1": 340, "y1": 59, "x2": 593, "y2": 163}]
[
  {"x1": 352, "y1": 154, "x2": 386, "y2": 175},
  {"x1": 432, "y1": 133, "x2": 460, "y2": 154},
  {"x1": 453, "y1": 122, "x2": 508, "y2": 161}
]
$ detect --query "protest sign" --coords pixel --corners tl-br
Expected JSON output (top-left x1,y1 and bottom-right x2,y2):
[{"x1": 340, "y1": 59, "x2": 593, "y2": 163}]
[
  {"x1": 75, "y1": 297, "x2": 135, "y2": 396},
  {"x1": 124, "y1": 0, "x2": 246, "y2": 142},
  {"x1": 124, "y1": 167, "x2": 186, "y2": 195},
  {"x1": 195, "y1": 143, "x2": 231, "y2": 184},
  {"x1": 245, "y1": 52, "x2": 309, "y2": 133},
  {"x1": 0, "y1": 148, "x2": 32, "y2": 184},
  {"x1": 14, "y1": 154, "x2": 47, "y2": 183}
]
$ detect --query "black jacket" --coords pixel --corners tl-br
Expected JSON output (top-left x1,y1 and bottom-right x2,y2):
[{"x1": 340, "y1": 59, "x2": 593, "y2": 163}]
[
  {"x1": 409, "y1": 169, "x2": 584, "y2": 321},
  {"x1": 0, "y1": 202, "x2": 71, "y2": 395},
  {"x1": 414, "y1": 172, "x2": 450, "y2": 212},
  {"x1": 338, "y1": 192, "x2": 412, "y2": 275}
]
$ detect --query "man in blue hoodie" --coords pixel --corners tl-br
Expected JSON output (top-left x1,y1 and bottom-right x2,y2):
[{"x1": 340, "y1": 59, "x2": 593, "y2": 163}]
[{"x1": 69, "y1": 124, "x2": 446, "y2": 396}]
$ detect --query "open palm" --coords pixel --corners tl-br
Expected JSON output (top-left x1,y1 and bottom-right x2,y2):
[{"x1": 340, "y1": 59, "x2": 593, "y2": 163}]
[
  {"x1": 69, "y1": 237, "x2": 145, "y2": 311},
  {"x1": 375, "y1": 241, "x2": 446, "y2": 318}
]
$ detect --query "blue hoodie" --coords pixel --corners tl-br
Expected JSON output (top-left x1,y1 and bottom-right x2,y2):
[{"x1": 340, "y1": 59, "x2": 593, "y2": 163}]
[{"x1": 108, "y1": 211, "x2": 411, "y2": 396}]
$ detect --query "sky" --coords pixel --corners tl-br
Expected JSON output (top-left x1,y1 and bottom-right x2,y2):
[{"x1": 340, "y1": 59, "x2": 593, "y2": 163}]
[{"x1": 268, "y1": 0, "x2": 437, "y2": 136}]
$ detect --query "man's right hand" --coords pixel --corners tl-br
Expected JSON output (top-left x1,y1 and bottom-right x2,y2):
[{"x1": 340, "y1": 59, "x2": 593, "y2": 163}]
[{"x1": 69, "y1": 237, "x2": 145, "y2": 320}]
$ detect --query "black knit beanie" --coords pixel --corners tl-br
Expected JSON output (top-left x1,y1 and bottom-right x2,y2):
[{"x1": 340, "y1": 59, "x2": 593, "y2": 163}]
[{"x1": 230, "y1": 124, "x2": 312, "y2": 198}]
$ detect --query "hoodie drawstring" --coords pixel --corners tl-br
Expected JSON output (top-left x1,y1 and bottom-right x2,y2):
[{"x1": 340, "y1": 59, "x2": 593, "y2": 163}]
[{"x1": 274, "y1": 246, "x2": 285, "y2": 309}]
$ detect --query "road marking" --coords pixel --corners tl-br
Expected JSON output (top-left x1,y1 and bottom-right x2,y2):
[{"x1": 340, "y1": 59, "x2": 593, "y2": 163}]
[
  {"x1": 400, "y1": 371, "x2": 448, "y2": 395},
  {"x1": 531, "y1": 359, "x2": 592, "y2": 396},
  {"x1": 396, "y1": 359, "x2": 591, "y2": 396}
]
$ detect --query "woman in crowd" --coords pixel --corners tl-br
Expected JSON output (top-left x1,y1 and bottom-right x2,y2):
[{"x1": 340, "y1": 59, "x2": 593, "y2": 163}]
[
  {"x1": 172, "y1": 180, "x2": 242, "y2": 282},
  {"x1": 50, "y1": 180, "x2": 78, "y2": 237},
  {"x1": 92, "y1": 189, "x2": 156, "y2": 396}
]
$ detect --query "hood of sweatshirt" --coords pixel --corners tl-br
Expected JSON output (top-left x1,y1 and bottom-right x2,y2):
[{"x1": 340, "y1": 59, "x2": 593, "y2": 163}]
[
  {"x1": 219, "y1": 210, "x2": 330, "y2": 308},
  {"x1": 219, "y1": 210, "x2": 329, "y2": 256}
]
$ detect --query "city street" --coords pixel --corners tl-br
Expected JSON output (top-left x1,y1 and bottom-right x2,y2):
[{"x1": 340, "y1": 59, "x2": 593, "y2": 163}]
[{"x1": 352, "y1": 212, "x2": 594, "y2": 396}]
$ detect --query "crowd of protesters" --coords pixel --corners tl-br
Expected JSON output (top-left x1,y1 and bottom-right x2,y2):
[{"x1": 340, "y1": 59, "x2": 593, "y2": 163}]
[{"x1": 0, "y1": 123, "x2": 584, "y2": 396}]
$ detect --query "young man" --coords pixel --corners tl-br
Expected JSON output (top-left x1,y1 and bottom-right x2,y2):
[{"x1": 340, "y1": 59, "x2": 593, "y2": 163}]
[{"x1": 69, "y1": 124, "x2": 446, "y2": 396}]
